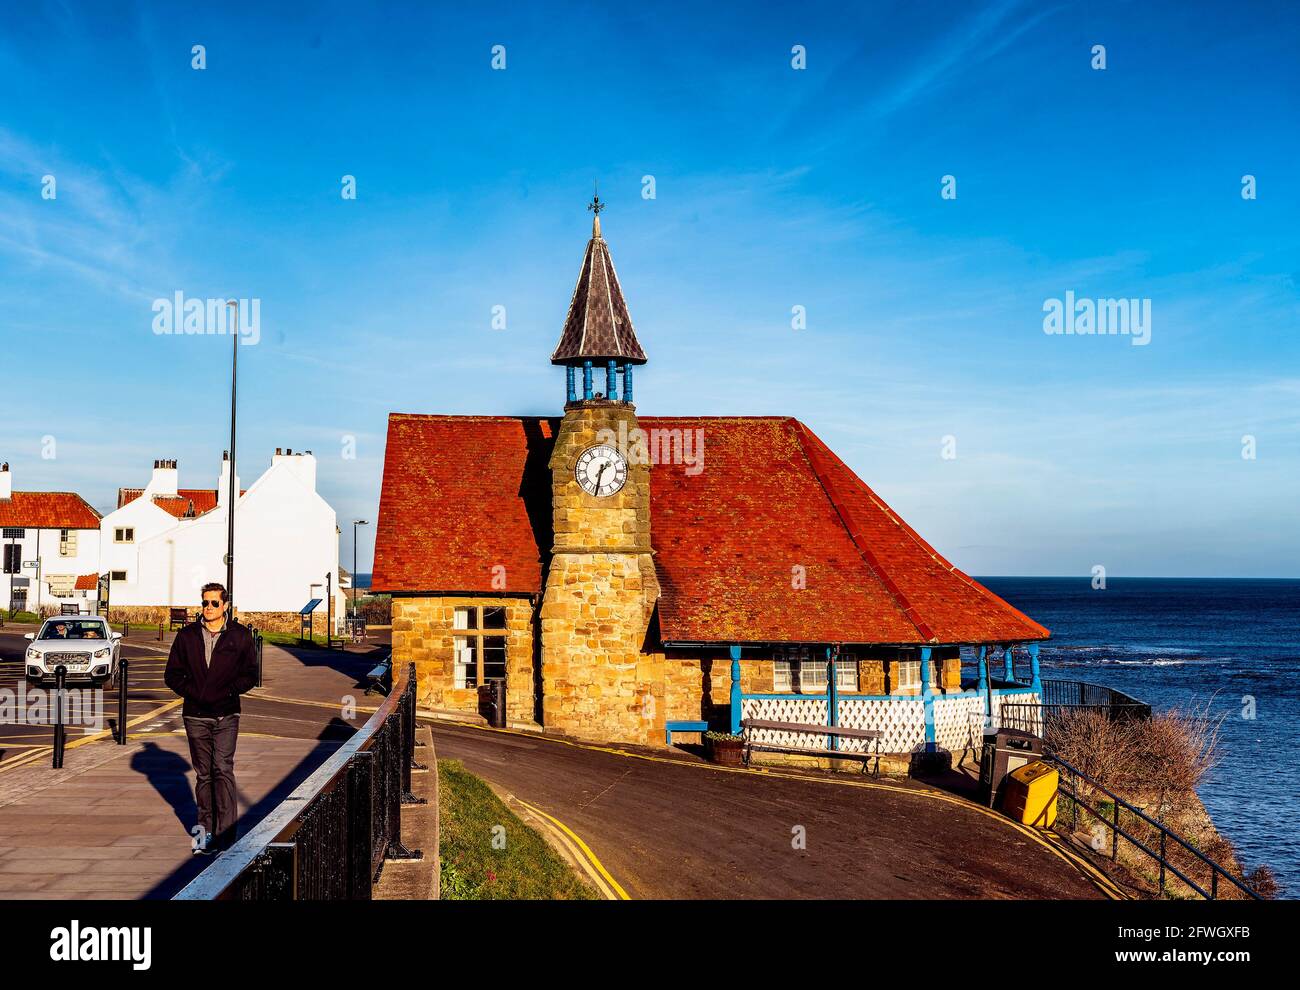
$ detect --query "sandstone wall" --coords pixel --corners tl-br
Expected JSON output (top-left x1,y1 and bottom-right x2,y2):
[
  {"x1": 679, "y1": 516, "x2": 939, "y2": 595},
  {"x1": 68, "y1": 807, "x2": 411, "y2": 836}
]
[{"x1": 391, "y1": 596, "x2": 535, "y2": 722}]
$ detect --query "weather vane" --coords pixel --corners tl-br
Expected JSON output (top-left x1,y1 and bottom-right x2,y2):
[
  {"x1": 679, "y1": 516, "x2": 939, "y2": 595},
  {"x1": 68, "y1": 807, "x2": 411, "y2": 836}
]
[{"x1": 588, "y1": 181, "x2": 605, "y2": 217}]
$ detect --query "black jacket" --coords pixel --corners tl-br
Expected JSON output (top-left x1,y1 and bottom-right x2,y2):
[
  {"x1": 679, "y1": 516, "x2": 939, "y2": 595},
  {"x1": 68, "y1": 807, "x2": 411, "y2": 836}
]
[{"x1": 164, "y1": 619, "x2": 259, "y2": 718}]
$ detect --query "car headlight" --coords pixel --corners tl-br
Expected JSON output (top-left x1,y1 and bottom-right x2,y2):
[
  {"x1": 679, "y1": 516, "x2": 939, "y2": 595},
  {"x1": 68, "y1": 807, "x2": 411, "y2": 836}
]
[
  {"x1": 26, "y1": 647, "x2": 43, "y2": 661},
  {"x1": 94, "y1": 648, "x2": 111, "y2": 659}
]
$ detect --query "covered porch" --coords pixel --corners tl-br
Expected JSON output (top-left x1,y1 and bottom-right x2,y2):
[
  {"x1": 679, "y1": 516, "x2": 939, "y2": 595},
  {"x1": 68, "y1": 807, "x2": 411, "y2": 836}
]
[{"x1": 723, "y1": 643, "x2": 1044, "y2": 760}]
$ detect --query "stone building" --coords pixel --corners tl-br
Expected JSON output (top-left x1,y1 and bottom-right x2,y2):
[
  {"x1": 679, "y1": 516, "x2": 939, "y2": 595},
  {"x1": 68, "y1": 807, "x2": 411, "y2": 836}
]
[{"x1": 373, "y1": 201, "x2": 1050, "y2": 757}]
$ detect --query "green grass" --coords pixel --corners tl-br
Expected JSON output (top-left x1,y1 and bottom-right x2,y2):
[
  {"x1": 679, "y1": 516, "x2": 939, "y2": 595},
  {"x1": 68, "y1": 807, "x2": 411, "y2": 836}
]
[
  {"x1": 256, "y1": 630, "x2": 332, "y2": 648},
  {"x1": 437, "y1": 759, "x2": 597, "y2": 900}
]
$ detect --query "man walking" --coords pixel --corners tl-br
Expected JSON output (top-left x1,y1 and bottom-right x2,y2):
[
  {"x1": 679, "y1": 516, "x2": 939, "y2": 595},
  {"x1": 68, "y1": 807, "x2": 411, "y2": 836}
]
[{"x1": 164, "y1": 583, "x2": 259, "y2": 854}]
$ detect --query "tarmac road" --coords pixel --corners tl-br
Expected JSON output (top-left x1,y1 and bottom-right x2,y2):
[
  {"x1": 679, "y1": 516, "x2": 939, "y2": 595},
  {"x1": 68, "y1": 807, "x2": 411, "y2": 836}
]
[{"x1": 431, "y1": 720, "x2": 1110, "y2": 900}]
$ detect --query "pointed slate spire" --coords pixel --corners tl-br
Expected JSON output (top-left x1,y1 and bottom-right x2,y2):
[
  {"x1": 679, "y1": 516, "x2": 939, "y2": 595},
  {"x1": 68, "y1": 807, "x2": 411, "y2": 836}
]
[{"x1": 550, "y1": 192, "x2": 648, "y2": 366}]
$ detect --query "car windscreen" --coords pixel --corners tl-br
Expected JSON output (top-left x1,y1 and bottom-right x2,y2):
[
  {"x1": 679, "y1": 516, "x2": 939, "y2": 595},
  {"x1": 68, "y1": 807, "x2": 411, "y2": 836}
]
[{"x1": 38, "y1": 620, "x2": 110, "y2": 641}]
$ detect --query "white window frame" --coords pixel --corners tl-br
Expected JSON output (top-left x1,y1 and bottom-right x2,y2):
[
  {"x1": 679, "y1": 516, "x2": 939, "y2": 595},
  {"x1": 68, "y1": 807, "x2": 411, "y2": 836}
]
[
  {"x1": 773, "y1": 655, "x2": 793, "y2": 692},
  {"x1": 772, "y1": 647, "x2": 859, "y2": 694},
  {"x1": 114, "y1": 527, "x2": 134, "y2": 544},
  {"x1": 450, "y1": 605, "x2": 507, "y2": 689},
  {"x1": 894, "y1": 659, "x2": 921, "y2": 693},
  {"x1": 109, "y1": 569, "x2": 128, "y2": 582}
]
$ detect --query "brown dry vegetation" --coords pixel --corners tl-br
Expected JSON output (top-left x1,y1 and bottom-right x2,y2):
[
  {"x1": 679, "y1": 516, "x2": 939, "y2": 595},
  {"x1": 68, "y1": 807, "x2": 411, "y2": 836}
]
[{"x1": 1045, "y1": 701, "x2": 1270, "y2": 899}]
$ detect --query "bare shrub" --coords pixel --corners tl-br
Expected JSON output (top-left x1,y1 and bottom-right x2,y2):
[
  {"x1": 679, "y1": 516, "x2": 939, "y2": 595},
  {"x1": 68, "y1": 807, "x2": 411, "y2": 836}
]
[
  {"x1": 1045, "y1": 707, "x2": 1138, "y2": 793},
  {"x1": 1245, "y1": 865, "x2": 1279, "y2": 899},
  {"x1": 1124, "y1": 700, "x2": 1224, "y2": 800}
]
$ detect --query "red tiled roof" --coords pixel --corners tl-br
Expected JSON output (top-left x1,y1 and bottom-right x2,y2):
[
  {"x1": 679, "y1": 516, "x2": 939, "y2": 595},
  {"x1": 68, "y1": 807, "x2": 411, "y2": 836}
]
[
  {"x1": 75, "y1": 573, "x2": 98, "y2": 591},
  {"x1": 373, "y1": 416, "x2": 554, "y2": 595},
  {"x1": 372, "y1": 414, "x2": 1049, "y2": 646},
  {"x1": 0, "y1": 492, "x2": 101, "y2": 529},
  {"x1": 117, "y1": 488, "x2": 242, "y2": 518}
]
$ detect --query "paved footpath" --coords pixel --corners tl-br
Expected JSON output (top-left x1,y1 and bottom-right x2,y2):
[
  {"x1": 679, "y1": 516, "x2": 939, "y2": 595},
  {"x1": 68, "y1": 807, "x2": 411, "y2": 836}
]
[{"x1": 0, "y1": 629, "x2": 385, "y2": 899}]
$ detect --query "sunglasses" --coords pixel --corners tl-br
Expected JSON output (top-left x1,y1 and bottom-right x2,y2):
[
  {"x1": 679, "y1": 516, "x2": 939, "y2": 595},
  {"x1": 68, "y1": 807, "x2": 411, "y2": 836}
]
[{"x1": 202, "y1": 599, "x2": 223, "y2": 608}]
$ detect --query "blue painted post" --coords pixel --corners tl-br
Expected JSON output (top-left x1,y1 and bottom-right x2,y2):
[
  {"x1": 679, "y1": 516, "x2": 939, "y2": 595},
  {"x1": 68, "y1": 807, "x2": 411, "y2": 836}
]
[
  {"x1": 582, "y1": 360, "x2": 593, "y2": 400},
  {"x1": 1029, "y1": 642, "x2": 1042, "y2": 695},
  {"x1": 976, "y1": 645, "x2": 989, "y2": 721},
  {"x1": 920, "y1": 647, "x2": 935, "y2": 750},
  {"x1": 1003, "y1": 645, "x2": 1015, "y2": 684},
  {"x1": 729, "y1": 645, "x2": 742, "y2": 735},
  {"x1": 827, "y1": 647, "x2": 838, "y2": 752},
  {"x1": 623, "y1": 364, "x2": 634, "y2": 403},
  {"x1": 565, "y1": 366, "x2": 576, "y2": 404},
  {"x1": 606, "y1": 360, "x2": 618, "y2": 400}
]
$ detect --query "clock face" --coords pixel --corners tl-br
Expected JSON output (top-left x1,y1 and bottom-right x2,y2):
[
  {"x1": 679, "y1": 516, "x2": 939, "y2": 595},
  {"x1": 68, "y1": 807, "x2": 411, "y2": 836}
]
[{"x1": 575, "y1": 444, "x2": 628, "y2": 497}]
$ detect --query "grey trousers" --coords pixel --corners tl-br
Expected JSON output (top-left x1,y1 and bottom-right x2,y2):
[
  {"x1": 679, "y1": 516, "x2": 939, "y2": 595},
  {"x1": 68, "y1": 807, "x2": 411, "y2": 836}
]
[{"x1": 184, "y1": 714, "x2": 240, "y2": 849}]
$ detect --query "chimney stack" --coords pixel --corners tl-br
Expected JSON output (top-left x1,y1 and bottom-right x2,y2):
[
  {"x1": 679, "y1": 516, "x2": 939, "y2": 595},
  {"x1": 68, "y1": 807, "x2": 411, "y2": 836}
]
[
  {"x1": 146, "y1": 458, "x2": 178, "y2": 497},
  {"x1": 0, "y1": 462, "x2": 10, "y2": 501}
]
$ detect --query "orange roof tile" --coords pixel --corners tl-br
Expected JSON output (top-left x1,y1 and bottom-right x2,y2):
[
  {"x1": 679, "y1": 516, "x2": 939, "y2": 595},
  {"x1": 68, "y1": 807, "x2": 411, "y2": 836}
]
[
  {"x1": 0, "y1": 492, "x2": 101, "y2": 530},
  {"x1": 372, "y1": 414, "x2": 1049, "y2": 646}
]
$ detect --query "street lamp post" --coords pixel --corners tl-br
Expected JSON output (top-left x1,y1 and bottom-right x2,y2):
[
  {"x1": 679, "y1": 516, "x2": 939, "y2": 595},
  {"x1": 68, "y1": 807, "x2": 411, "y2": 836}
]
[
  {"x1": 225, "y1": 299, "x2": 239, "y2": 616},
  {"x1": 351, "y1": 519, "x2": 369, "y2": 623}
]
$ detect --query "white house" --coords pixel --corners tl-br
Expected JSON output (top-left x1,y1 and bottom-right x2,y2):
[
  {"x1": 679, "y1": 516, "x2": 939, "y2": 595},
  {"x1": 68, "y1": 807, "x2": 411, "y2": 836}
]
[
  {"x1": 0, "y1": 462, "x2": 103, "y2": 615},
  {"x1": 98, "y1": 448, "x2": 345, "y2": 630}
]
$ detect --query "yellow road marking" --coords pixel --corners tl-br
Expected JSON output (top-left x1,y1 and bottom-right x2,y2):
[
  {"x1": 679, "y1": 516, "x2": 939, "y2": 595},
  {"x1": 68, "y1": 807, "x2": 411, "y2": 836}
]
[
  {"x1": 514, "y1": 797, "x2": 630, "y2": 900},
  {"x1": 432, "y1": 716, "x2": 1124, "y2": 901},
  {"x1": 0, "y1": 697, "x2": 183, "y2": 775}
]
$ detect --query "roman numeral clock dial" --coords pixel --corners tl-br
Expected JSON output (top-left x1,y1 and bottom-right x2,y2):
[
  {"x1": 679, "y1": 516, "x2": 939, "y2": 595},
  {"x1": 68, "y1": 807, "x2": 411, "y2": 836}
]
[{"x1": 575, "y1": 444, "x2": 628, "y2": 497}]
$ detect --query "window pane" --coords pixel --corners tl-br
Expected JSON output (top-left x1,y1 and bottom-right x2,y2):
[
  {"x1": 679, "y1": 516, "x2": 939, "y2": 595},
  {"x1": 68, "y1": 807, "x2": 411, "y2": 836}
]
[
  {"x1": 453, "y1": 607, "x2": 472, "y2": 630},
  {"x1": 835, "y1": 658, "x2": 858, "y2": 692},
  {"x1": 896, "y1": 660, "x2": 920, "y2": 690},
  {"x1": 454, "y1": 636, "x2": 477, "y2": 688},
  {"x1": 482, "y1": 636, "x2": 507, "y2": 680},
  {"x1": 773, "y1": 655, "x2": 792, "y2": 692},
  {"x1": 482, "y1": 606, "x2": 506, "y2": 630},
  {"x1": 799, "y1": 654, "x2": 827, "y2": 692}
]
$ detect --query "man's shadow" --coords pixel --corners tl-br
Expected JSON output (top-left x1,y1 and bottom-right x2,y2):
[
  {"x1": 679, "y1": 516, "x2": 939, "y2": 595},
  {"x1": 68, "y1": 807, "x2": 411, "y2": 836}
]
[{"x1": 129, "y1": 740, "x2": 199, "y2": 838}]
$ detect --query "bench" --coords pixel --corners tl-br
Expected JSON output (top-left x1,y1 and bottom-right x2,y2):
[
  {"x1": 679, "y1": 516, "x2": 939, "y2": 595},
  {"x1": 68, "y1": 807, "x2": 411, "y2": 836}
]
[
  {"x1": 741, "y1": 718, "x2": 884, "y2": 776},
  {"x1": 60, "y1": 603, "x2": 82, "y2": 616},
  {"x1": 366, "y1": 654, "x2": 393, "y2": 696},
  {"x1": 349, "y1": 616, "x2": 368, "y2": 643},
  {"x1": 665, "y1": 720, "x2": 710, "y2": 744},
  {"x1": 169, "y1": 607, "x2": 191, "y2": 630}
]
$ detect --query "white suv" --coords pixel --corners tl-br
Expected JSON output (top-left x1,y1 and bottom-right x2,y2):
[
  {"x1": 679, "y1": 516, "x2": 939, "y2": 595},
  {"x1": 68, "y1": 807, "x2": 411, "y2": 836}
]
[{"x1": 25, "y1": 617, "x2": 123, "y2": 688}]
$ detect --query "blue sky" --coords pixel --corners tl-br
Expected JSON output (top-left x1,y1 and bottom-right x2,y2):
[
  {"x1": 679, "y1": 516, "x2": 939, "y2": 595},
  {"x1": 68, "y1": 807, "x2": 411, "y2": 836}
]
[{"x1": 1, "y1": 0, "x2": 1297, "y2": 577}]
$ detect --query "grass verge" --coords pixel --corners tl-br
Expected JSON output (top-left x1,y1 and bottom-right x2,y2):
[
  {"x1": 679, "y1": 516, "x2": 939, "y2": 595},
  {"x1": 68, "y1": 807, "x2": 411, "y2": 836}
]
[{"x1": 437, "y1": 758, "x2": 597, "y2": 900}]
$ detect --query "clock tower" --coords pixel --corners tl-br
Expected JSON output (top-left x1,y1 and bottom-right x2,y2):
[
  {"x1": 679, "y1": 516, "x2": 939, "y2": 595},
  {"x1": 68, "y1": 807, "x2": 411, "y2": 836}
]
[{"x1": 539, "y1": 194, "x2": 664, "y2": 745}]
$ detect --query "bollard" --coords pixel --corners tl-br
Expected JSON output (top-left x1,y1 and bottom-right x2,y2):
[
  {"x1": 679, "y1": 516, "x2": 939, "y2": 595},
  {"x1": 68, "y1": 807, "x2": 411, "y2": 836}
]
[
  {"x1": 122, "y1": 621, "x2": 129, "y2": 639},
  {"x1": 52, "y1": 665, "x2": 67, "y2": 769},
  {"x1": 117, "y1": 656, "x2": 129, "y2": 745},
  {"x1": 255, "y1": 630, "x2": 264, "y2": 688},
  {"x1": 157, "y1": 621, "x2": 163, "y2": 642}
]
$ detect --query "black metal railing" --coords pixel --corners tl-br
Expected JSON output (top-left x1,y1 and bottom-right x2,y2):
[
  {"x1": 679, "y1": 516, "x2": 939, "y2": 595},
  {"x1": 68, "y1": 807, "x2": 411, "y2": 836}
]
[
  {"x1": 173, "y1": 662, "x2": 424, "y2": 900},
  {"x1": 1000, "y1": 677, "x2": 1151, "y2": 736},
  {"x1": 1049, "y1": 753, "x2": 1259, "y2": 900},
  {"x1": 1041, "y1": 677, "x2": 1151, "y2": 715}
]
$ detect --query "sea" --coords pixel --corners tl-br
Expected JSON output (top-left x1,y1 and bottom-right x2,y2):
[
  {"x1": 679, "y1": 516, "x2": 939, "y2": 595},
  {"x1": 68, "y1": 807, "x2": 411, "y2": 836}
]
[{"x1": 981, "y1": 577, "x2": 1300, "y2": 897}]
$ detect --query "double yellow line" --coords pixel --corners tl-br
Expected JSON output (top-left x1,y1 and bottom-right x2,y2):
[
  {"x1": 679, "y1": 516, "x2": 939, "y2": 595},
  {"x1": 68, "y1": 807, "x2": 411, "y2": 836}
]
[
  {"x1": 0, "y1": 698, "x2": 183, "y2": 774},
  {"x1": 513, "y1": 797, "x2": 630, "y2": 900}
]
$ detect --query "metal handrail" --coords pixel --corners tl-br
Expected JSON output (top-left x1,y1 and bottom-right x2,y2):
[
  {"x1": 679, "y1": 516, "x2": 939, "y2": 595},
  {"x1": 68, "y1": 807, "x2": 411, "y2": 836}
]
[
  {"x1": 1041, "y1": 677, "x2": 1151, "y2": 714},
  {"x1": 1046, "y1": 753, "x2": 1259, "y2": 900},
  {"x1": 174, "y1": 661, "x2": 421, "y2": 900}
]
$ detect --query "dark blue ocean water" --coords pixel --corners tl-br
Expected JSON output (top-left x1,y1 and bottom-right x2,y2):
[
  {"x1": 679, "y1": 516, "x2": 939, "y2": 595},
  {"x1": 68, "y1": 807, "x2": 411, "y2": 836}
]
[{"x1": 981, "y1": 577, "x2": 1300, "y2": 896}]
